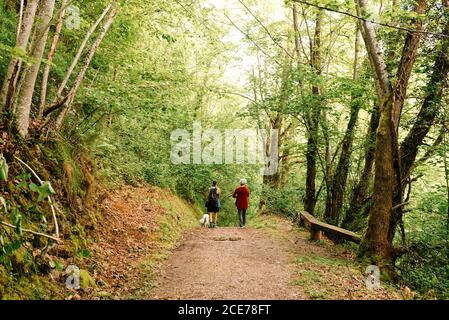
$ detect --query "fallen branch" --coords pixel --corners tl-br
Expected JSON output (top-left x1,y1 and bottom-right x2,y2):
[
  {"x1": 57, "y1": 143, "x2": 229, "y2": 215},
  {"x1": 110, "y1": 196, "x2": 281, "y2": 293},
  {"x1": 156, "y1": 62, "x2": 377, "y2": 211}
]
[
  {"x1": 0, "y1": 221, "x2": 61, "y2": 242},
  {"x1": 14, "y1": 156, "x2": 60, "y2": 239},
  {"x1": 392, "y1": 202, "x2": 409, "y2": 211},
  {"x1": 42, "y1": 89, "x2": 70, "y2": 117}
]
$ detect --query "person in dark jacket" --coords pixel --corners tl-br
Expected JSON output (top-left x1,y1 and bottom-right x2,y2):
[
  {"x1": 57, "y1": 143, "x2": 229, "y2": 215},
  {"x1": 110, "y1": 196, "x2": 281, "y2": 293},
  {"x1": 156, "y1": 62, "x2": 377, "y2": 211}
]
[
  {"x1": 232, "y1": 179, "x2": 250, "y2": 228},
  {"x1": 206, "y1": 181, "x2": 221, "y2": 228}
]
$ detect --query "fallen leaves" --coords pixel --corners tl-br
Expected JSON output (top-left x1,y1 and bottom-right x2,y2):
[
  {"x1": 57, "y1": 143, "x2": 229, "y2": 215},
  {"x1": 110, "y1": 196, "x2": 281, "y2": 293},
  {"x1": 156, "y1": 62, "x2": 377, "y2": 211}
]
[{"x1": 87, "y1": 186, "x2": 170, "y2": 299}]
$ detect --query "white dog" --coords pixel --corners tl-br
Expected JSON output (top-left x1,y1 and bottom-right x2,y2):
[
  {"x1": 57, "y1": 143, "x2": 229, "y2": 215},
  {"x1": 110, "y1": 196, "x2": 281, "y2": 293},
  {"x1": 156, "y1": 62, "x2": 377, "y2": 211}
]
[{"x1": 199, "y1": 214, "x2": 210, "y2": 228}]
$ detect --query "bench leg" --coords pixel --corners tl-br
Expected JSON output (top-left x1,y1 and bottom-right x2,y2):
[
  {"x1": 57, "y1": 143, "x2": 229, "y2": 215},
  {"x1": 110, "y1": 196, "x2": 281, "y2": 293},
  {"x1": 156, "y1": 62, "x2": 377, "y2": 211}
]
[
  {"x1": 298, "y1": 217, "x2": 305, "y2": 227},
  {"x1": 311, "y1": 229, "x2": 322, "y2": 241}
]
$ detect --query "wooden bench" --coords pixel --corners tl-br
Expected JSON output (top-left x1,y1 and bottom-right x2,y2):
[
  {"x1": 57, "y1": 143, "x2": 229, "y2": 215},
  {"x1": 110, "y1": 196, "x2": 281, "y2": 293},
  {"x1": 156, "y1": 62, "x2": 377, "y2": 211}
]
[{"x1": 299, "y1": 211, "x2": 361, "y2": 244}]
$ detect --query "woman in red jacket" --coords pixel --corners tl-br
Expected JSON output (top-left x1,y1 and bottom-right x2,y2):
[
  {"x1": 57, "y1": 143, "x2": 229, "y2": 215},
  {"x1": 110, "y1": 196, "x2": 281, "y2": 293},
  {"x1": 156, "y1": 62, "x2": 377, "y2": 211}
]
[{"x1": 232, "y1": 179, "x2": 250, "y2": 228}]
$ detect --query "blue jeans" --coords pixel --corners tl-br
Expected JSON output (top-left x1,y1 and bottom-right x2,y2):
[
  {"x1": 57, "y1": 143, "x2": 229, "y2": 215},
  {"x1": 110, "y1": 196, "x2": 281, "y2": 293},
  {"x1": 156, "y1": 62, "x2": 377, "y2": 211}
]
[{"x1": 238, "y1": 209, "x2": 247, "y2": 227}]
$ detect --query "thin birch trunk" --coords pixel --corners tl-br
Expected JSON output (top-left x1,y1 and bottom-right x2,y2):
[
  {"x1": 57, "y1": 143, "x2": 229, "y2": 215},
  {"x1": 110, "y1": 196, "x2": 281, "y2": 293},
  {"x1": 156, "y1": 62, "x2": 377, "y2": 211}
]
[
  {"x1": 16, "y1": 0, "x2": 25, "y2": 43},
  {"x1": 55, "y1": 2, "x2": 113, "y2": 100},
  {"x1": 0, "y1": 0, "x2": 39, "y2": 111},
  {"x1": 38, "y1": 0, "x2": 67, "y2": 119},
  {"x1": 292, "y1": 4, "x2": 301, "y2": 59},
  {"x1": 15, "y1": 0, "x2": 56, "y2": 137},
  {"x1": 55, "y1": 6, "x2": 118, "y2": 130}
]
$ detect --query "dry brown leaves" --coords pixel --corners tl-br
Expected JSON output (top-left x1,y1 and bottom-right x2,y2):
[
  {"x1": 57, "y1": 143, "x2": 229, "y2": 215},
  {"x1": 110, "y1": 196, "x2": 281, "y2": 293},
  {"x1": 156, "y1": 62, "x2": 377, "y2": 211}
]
[{"x1": 88, "y1": 186, "x2": 168, "y2": 298}]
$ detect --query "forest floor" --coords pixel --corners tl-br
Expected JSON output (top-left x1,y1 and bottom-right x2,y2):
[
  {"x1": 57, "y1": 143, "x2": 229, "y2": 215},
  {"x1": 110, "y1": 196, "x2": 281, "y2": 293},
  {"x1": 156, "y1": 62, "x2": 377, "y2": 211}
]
[
  {"x1": 88, "y1": 186, "x2": 404, "y2": 300},
  {"x1": 146, "y1": 222, "x2": 403, "y2": 300},
  {"x1": 148, "y1": 226, "x2": 303, "y2": 300}
]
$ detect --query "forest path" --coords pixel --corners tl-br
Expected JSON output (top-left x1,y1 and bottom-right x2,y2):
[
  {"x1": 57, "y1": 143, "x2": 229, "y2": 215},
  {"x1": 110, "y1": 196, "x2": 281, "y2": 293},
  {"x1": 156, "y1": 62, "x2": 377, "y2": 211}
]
[
  {"x1": 145, "y1": 218, "x2": 402, "y2": 300},
  {"x1": 91, "y1": 187, "x2": 402, "y2": 300},
  {"x1": 148, "y1": 225, "x2": 304, "y2": 300}
]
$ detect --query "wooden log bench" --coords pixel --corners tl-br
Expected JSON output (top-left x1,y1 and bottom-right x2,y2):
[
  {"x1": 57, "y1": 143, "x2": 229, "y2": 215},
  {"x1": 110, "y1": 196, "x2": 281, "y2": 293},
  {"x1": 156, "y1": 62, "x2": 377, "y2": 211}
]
[{"x1": 299, "y1": 211, "x2": 361, "y2": 244}]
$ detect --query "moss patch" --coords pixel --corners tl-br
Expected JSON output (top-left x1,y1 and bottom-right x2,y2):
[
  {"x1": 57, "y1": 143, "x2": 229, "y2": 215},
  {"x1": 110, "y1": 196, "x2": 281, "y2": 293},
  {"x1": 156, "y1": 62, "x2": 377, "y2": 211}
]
[
  {"x1": 0, "y1": 274, "x2": 64, "y2": 300},
  {"x1": 79, "y1": 269, "x2": 96, "y2": 289}
]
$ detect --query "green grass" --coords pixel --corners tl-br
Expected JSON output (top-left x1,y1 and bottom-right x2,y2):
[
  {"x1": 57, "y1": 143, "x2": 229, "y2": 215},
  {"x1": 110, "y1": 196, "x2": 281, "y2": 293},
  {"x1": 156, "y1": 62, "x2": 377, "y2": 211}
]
[
  {"x1": 0, "y1": 274, "x2": 64, "y2": 300},
  {"x1": 305, "y1": 288, "x2": 330, "y2": 300},
  {"x1": 292, "y1": 270, "x2": 322, "y2": 286},
  {"x1": 295, "y1": 253, "x2": 349, "y2": 268},
  {"x1": 248, "y1": 212, "x2": 280, "y2": 230}
]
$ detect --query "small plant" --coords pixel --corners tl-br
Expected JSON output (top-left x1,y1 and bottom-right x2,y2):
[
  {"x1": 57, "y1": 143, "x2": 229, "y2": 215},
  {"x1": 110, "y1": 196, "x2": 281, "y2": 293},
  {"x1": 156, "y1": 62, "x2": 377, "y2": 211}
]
[
  {"x1": 29, "y1": 182, "x2": 56, "y2": 202},
  {"x1": 0, "y1": 154, "x2": 8, "y2": 182}
]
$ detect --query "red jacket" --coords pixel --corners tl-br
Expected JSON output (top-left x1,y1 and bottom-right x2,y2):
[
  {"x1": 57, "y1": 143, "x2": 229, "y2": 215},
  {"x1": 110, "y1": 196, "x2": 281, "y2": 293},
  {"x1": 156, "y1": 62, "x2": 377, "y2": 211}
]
[{"x1": 233, "y1": 185, "x2": 250, "y2": 210}]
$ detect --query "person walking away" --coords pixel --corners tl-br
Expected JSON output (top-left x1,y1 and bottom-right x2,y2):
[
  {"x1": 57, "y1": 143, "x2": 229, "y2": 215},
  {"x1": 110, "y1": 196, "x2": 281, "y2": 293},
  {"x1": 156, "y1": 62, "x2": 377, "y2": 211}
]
[
  {"x1": 232, "y1": 179, "x2": 250, "y2": 228},
  {"x1": 206, "y1": 181, "x2": 221, "y2": 228}
]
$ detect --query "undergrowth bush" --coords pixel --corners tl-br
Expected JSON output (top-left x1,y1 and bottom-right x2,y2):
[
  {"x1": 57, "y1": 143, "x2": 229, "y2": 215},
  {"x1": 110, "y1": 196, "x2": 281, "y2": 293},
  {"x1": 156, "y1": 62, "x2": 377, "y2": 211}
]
[
  {"x1": 261, "y1": 182, "x2": 304, "y2": 218},
  {"x1": 0, "y1": 135, "x2": 97, "y2": 299},
  {"x1": 397, "y1": 190, "x2": 449, "y2": 299}
]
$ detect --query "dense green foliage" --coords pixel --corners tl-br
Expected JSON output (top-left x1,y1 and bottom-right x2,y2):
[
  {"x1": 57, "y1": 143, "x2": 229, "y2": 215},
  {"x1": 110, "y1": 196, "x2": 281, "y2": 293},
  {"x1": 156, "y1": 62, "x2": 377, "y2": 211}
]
[{"x1": 1, "y1": 0, "x2": 449, "y2": 299}]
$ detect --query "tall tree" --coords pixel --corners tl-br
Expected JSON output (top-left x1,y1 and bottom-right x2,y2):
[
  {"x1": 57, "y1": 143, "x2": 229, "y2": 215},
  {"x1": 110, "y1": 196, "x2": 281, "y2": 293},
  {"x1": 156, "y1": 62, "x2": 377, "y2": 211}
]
[
  {"x1": 343, "y1": 102, "x2": 379, "y2": 229},
  {"x1": 356, "y1": 0, "x2": 426, "y2": 262},
  {"x1": 304, "y1": 11, "x2": 323, "y2": 215},
  {"x1": 0, "y1": 0, "x2": 38, "y2": 112},
  {"x1": 324, "y1": 27, "x2": 362, "y2": 224},
  {"x1": 14, "y1": 0, "x2": 56, "y2": 137},
  {"x1": 54, "y1": 2, "x2": 113, "y2": 101},
  {"x1": 54, "y1": 5, "x2": 118, "y2": 130},
  {"x1": 38, "y1": 0, "x2": 68, "y2": 119},
  {"x1": 42, "y1": 2, "x2": 114, "y2": 120},
  {"x1": 390, "y1": 0, "x2": 449, "y2": 244}
]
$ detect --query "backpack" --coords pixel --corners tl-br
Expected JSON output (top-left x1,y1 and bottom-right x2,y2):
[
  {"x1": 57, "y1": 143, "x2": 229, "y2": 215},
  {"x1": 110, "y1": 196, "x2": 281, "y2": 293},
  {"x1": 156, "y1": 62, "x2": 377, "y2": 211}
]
[{"x1": 208, "y1": 187, "x2": 218, "y2": 207}]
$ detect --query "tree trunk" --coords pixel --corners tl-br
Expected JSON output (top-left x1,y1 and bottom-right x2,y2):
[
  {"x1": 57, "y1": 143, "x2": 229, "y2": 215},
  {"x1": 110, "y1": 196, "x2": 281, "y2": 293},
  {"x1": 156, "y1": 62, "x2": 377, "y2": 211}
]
[
  {"x1": 356, "y1": 0, "x2": 425, "y2": 262},
  {"x1": 0, "y1": 0, "x2": 38, "y2": 112},
  {"x1": 344, "y1": 0, "x2": 425, "y2": 230},
  {"x1": 262, "y1": 113, "x2": 284, "y2": 187},
  {"x1": 16, "y1": 0, "x2": 25, "y2": 43},
  {"x1": 305, "y1": 115, "x2": 318, "y2": 214},
  {"x1": 279, "y1": 121, "x2": 296, "y2": 186},
  {"x1": 389, "y1": 3, "x2": 449, "y2": 244},
  {"x1": 322, "y1": 108, "x2": 332, "y2": 216},
  {"x1": 259, "y1": 112, "x2": 284, "y2": 211},
  {"x1": 292, "y1": 4, "x2": 301, "y2": 59},
  {"x1": 55, "y1": 6, "x2": 118, "y2": 130},
  {"x1": 391, "y1": 0, "x2": 426, "y2": 130},
  {"x1": 324, "y1": 27, "x2": 361, "y2": 224},
  {"x1": 258, "y1": 50, "x2": 293, "y2": 210},
  {"x1": 398, "y1": 21, "x2": 449, "y2": 183},
  {"x1": 14, "y1": 0, "x2": 56, "y2": 137},
  {"x1": 54, "y1": 2, "x2": 113, "y2": 100},
  {"x1": 38, "y1": 0, "x2": 67, "y2": 119},
  {"x1": 343, "y1": 102, "x2": 379, "y2": 228},
  {"x1": 304, "y1": 12, "x2": 322, "y2": 215},
  {"x1": 362, "y1": 97, "x2": 395, "y2": 260}
]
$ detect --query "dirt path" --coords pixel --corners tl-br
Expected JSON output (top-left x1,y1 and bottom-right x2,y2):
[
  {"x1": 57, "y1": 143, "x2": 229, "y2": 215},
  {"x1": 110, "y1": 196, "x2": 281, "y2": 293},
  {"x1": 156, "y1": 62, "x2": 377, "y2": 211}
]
[
  {"x1": 148, "y1": 226, "x2": 305, "y2": 300},
  {"x1": 145, "y1": 218, "x2": 403, "y2": 300},
  {"x1": 91, "y1": 187, "x2": 403, "y2": 300}
]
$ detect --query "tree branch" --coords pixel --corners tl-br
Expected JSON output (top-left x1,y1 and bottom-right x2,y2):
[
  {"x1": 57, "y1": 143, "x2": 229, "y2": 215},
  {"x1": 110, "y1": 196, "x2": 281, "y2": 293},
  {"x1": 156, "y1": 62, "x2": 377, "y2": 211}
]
[
  {"x1": 292, "y1": 0, "x2": 449, "y2": 39},
  {"x1": 223, "y1": 11, "x2": 282, "y2": 67},
  {"x1": 238, "y1": 0, "x2": 294, "y2": 59},
  {"x1": 14, "y1": 156, "x2": 60, "y2": 239},
  {"x1": 392, "y1": 202, "x2": 409, "y2": 211},
  {"x1": 0, "y1": 221, "x2": 61, "y2": 242}
]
